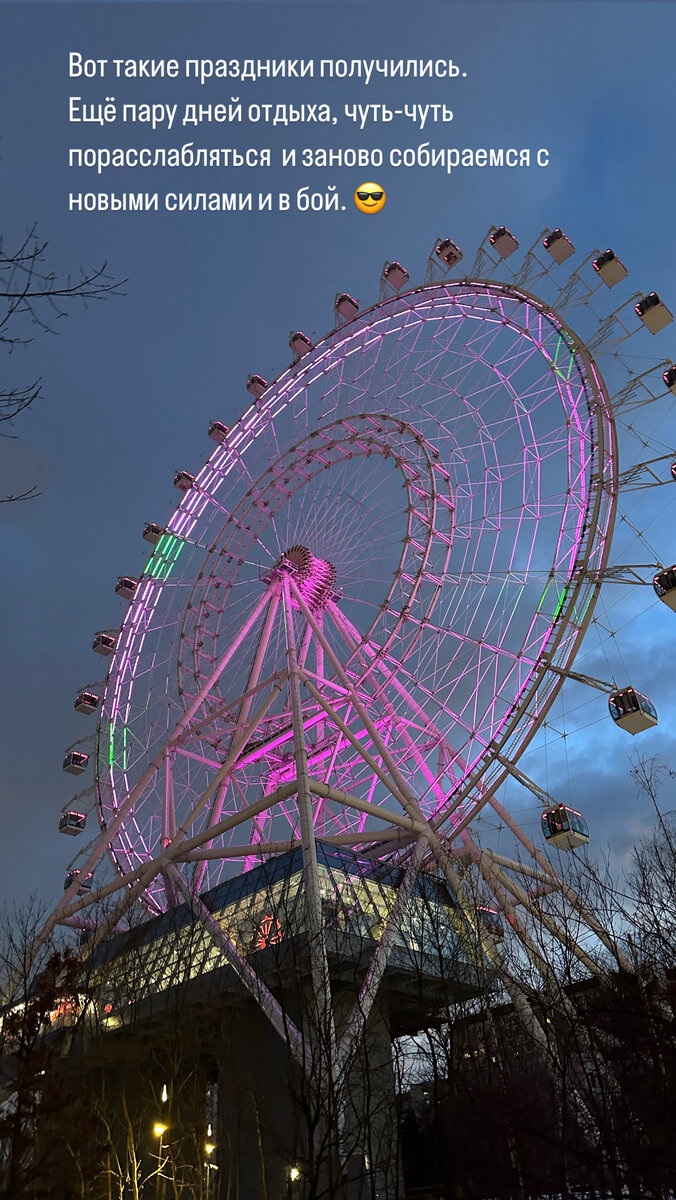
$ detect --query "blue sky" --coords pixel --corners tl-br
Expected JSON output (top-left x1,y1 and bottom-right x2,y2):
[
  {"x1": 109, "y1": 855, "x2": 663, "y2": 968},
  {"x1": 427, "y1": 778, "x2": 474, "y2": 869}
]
[{"x1": 2, "y1": 1, "x2": 676, "y2": 912}]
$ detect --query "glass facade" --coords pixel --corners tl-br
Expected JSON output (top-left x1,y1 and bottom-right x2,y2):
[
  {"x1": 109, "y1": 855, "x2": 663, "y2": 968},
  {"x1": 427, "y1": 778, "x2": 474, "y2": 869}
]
[{"x1": 91, "y1": 843, "x2": 476, "y2": 1015}]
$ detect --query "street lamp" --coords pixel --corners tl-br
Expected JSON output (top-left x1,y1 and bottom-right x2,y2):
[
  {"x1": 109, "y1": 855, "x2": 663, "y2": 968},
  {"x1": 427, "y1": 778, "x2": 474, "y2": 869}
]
[
  {"x1": 153, "y1": 1122, "x2": 168, "y2": 1200},
  {"x1": 204, "y1": 1142, "x2": 219, "y2": 1197}
]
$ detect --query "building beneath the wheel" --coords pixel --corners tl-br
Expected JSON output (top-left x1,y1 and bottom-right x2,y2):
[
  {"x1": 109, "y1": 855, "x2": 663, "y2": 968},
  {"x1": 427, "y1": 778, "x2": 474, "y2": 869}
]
[{"x1": 32, "y1": 843, "x2": 485, "y2": 1200}]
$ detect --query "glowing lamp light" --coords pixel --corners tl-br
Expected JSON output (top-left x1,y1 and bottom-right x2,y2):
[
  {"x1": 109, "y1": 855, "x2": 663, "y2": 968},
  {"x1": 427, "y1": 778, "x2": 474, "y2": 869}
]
[
  {"x1": 205, "y1": 1142, "x2": 215, "y2": 1155},
  {"x1": 153, "y1": 1122, "x2": 167, "y2": 1138},
  {"x1": 289, "y1": 1166, "x2": 301, "y2": 1181}
]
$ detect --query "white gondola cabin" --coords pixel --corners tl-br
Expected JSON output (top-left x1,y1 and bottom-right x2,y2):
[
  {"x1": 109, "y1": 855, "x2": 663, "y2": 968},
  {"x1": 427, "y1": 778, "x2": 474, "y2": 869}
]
[
  {"x1": 64, "y1": 869, "x2": 93, "y2": 894},
  {"x1": 541, "y1": 804, "x2": 590, "y2": 851},
  {"x1": 435, "y1": 238, "x2": 463, "y2": 268},
  {"x1": 93, "y1": 631, "x2": 116, "y2": 656},
  {"x1": 115, "y1": 576, "x2": 138, "y2": 600},
  {"x1": 289, "y1": 331, "x2": 312, "y2": 361},
  {"x1": 174, "y1": 470, "x2": 194, "y2": 492},
  {"x1": 654, "y1": 566, "x2": 676, "y2": 612},
  {"x1": 143, "y1": 521, "x2": 165, "y2": 544},
  {"x1": 59, "y1": 812, "x2": 87, "y2": 836},
  {"x1": 478, "y1": 907, "x2": 505, "y2": 939},
  {"x1": 208, "y1": 421, "x2": 229, "y2": 444},
  {"x1": 383, "y1": 261, "x2": 410, "y2": 290},
  {"x1": 608, "y1": 687, "x2": 658, "y2": 734},
  {"x1": 543, "y1": 229, "x2": 575, "y2": 263},
  {"x1": 635, "y1": 293, "x2": 673, "y2": 334},
  {"x1": 490, "y1": 226, "x2": 519, "y2": 259},
  {"x1": 334, "y1": 292, "x2": 359, "y2": 321},
  {"x1": 592, "y1": 249, "x2": 627, "y2": 288},
  {"x1": 74, "y1": 691, "x2": 99, "y2": 715},
  {"x1": 246, "y1": 374, "x2": 268, "y2": 400},
  {"x1": 62, "y1": 750, "x2": 89, "y2": 774}
]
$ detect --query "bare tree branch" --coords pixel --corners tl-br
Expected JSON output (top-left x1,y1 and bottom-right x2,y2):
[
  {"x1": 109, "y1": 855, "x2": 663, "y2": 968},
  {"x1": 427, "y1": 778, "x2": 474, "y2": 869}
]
[{"x1": 1, "y1": 223, "x2": 123, "y2": 501}]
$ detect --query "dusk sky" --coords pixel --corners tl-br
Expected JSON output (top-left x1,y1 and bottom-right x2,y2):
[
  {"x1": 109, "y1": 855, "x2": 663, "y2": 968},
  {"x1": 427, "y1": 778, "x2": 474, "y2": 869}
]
[{"x1": 2, "y1": 1, "x2": 676, "y2": 918}]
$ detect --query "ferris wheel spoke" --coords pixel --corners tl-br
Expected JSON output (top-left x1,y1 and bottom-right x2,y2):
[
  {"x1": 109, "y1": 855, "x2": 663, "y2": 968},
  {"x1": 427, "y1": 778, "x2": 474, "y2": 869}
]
[
  {"x1": 330, "y1": 608, "x2": 482, "y2": 825},
  {"x1": 191, "y1": 585, "x2": 284, "y2": 889},
  {"x1": 163, "y1": 673, "x2": 292, "y2": 861},
  {"x1": 332, "y1": 612, "x2": 483, "y2": 752},
  {"x1": 300, "y1": 675, "x2": 410, "y2": 813}
]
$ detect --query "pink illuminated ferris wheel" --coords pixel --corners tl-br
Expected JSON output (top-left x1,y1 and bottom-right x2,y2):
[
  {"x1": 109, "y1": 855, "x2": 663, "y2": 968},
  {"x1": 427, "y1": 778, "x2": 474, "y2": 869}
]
[
  {"x1": 102, "y1": 279, "x2": 615, "y2": 911},
  {"x1": 53, "y1": 228, "x2": 676, "y2": 1030}
]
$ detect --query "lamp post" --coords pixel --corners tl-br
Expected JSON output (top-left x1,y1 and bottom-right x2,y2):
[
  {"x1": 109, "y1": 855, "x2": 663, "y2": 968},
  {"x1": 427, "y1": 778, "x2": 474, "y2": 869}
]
[
  {"x1": 153, "y1": 1122, "x2": 168, "y2": 1200},
  {"x1": 204, "y1": 1142, "x2": 219, "y2": 1198}
]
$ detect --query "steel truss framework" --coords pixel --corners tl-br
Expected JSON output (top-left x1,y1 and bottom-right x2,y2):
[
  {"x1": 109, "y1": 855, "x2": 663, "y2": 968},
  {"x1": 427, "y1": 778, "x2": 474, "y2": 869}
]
[{"x1": 31, "y1": 246, "x2": 676, "y2": 1139}]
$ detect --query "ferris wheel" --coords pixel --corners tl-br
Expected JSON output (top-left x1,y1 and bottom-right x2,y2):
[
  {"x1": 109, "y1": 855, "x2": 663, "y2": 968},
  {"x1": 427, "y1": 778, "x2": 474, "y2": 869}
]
[{"x1": 51, "y1": 226, "x2": 676, "y2": 1047}]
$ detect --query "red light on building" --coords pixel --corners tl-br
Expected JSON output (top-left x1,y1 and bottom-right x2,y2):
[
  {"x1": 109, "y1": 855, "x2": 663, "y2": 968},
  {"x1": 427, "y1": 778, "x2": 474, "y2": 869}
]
[{"x1": 254, "y1": 914, "x2": 283, "y2": 950}]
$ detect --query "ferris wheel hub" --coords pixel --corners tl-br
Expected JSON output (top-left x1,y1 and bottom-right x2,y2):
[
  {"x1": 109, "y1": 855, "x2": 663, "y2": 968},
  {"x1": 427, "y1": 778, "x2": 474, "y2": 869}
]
[{"x1": 276, "y1": 545, "x2": 338, "y2": 611}]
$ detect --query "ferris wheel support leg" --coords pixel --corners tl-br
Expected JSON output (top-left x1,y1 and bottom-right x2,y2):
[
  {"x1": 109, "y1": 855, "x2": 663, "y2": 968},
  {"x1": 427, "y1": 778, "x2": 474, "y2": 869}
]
[
  {"x1": 485, "y1": 849, "x2": 561, "y2": 886},
  {"x1": 488, "y1": 861, "x2": 604, "y2": 978},
  {"x1": 335, "y1": 833, "x2": 429, "y2": 1078},
  {"x1": 474, "y1": 844, "x2": 626, "y2": 1171},
  {"x1": 281, "y1": 577, "x2": 338, "y2": 1083},
  {"x1": 166, "y1": 863, "x2": 307, "y2": 1068},
  {"x1": 488, "y1": 795, "x2": 631, "y2": 971},
  {"x1": 162, "y1": 748, "x2": 177, "y2": 846},
  {"x1": 459, "y1": 831, "x2": 560, "y2": 986},
  {"x1": 313, "y1": 613, "x2": 326, "y2": 797},
  {"x1": 285, "y1": 578, "x2": 617, "y2": 1122},
  {"x1": 429, "y1": 841, "x2": 555, "y2": 1056},
  {"x1": 192, "y1": 585, "x2": 282, "y2": 893},
  {"x1": 290, "y1": 574, "x2": 600, "y2": 1122},
  {"x1": 438, "y1": 841, "x2": 611, "y2": 1166}
]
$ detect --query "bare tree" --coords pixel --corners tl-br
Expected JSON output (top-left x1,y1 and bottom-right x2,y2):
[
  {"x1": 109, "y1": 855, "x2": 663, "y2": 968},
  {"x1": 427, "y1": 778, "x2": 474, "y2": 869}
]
[
  {"x1": 0, "y1": 897, "x2": 104, "y2": 1198},
  {"x1": 1, "y1": 224, "x2": 121, "y2": 501}
]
